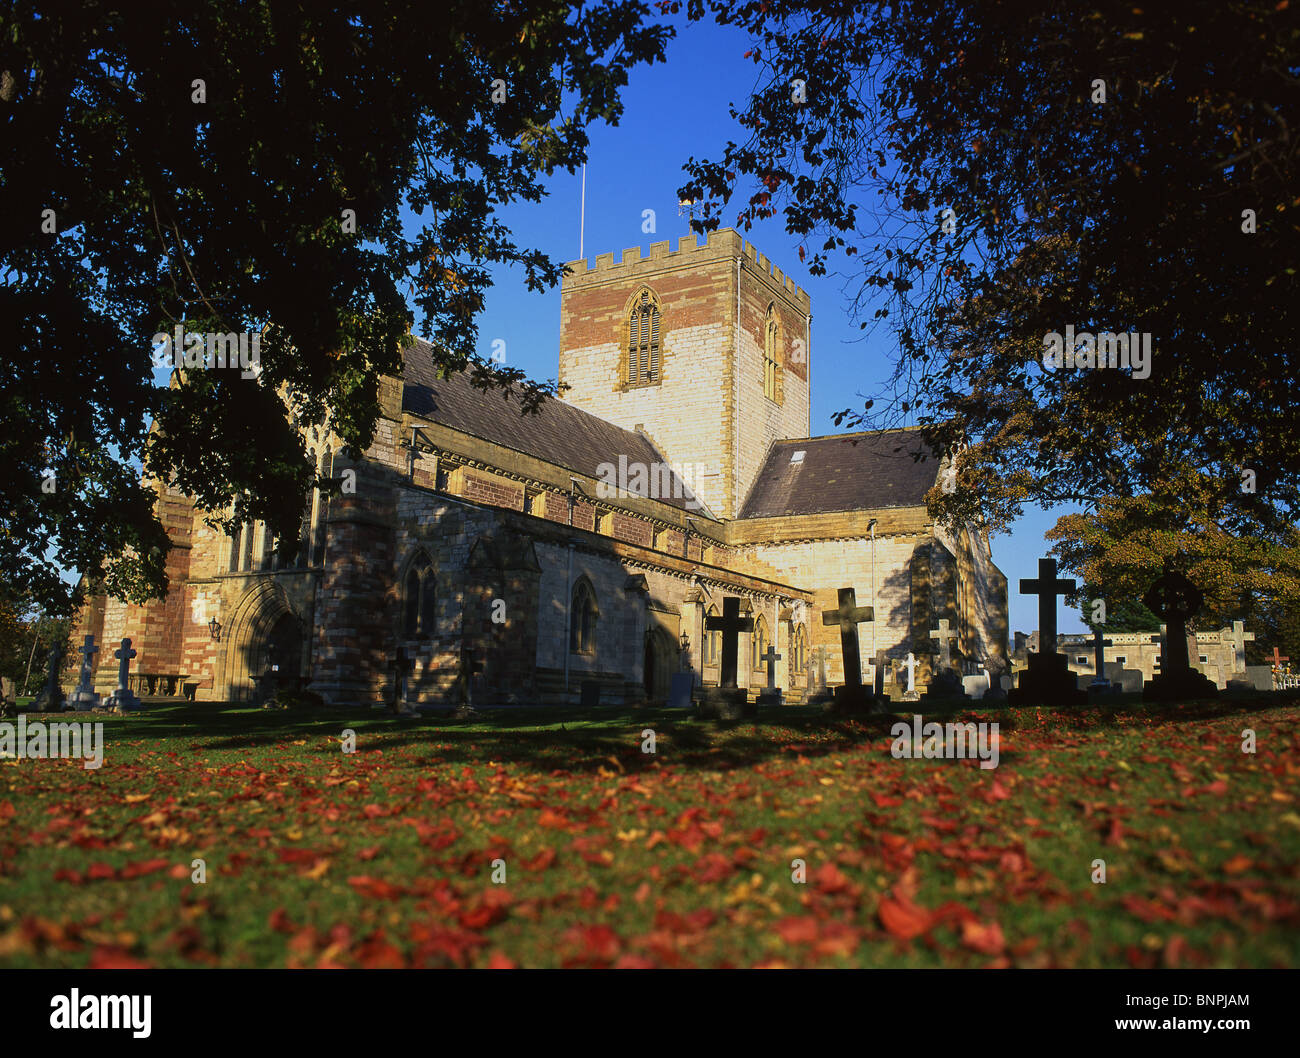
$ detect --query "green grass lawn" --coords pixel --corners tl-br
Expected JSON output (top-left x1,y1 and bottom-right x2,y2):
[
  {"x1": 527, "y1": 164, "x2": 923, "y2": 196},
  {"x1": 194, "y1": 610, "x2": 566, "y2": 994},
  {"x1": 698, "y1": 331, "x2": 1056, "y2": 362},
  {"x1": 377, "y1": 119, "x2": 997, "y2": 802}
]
[{"x1": 1, "y1": 697, "x2": 1297, "y2": 968}]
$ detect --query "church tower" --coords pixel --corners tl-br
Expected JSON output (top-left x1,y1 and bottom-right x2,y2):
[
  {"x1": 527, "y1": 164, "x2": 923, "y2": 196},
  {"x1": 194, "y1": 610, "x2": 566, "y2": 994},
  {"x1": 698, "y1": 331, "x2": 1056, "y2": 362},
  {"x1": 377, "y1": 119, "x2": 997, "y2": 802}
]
[{"x1": 558, "y1": 229, "x2": 811, "y2": 520}]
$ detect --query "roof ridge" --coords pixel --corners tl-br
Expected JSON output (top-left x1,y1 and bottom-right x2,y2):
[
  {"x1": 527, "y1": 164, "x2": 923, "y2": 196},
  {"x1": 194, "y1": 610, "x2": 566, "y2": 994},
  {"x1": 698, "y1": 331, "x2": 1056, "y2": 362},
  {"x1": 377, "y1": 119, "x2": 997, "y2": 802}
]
[{"x1": 774, "y1": 424, "x2": 931, "y2": 445}]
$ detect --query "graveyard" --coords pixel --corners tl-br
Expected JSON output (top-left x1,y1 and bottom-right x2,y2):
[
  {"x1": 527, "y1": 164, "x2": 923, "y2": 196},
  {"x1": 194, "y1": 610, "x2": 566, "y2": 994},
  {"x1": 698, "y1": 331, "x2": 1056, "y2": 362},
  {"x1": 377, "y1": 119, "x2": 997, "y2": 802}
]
[{"x1": 3, "y1": 553, "x2": 1298, "y2": 968}]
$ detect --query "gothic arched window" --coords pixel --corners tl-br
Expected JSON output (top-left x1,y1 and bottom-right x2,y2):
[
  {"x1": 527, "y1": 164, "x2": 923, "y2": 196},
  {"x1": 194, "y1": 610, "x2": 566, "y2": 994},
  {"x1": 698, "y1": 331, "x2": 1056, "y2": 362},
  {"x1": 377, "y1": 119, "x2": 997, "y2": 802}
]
[
  {"x1": 571, "y1": 578, "x2": 599, "y2": 655},
  {"x1": 752, "y1": 614, "x2": 769, "y2": 670},
  {"x1": 627, "y1": 289, "x2": 662, "y2": 386},
  {"x1": 763, "y1": 304, "x2": 782, "y2": 403},
  {"x1": 705, "y1": 605, "x2": 719, "y2": 665},
  {"x1": 403, "y1": 553, "x2": 436, "y2": 636}
]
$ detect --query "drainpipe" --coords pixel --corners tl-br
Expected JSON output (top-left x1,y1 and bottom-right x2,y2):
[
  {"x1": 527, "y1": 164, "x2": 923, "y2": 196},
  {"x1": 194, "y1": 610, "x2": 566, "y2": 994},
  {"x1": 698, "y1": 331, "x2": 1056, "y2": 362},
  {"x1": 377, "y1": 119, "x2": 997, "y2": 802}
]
[
  {"x1": 563, "y1": 542, "x2": 575, "y2": 693},
  {"x1": 735, "y1": 255, "x2": 742, "y2": 517},
  {"x1": 868, "y1": 518, "x2": 878, "y2": 670},
  {"x1": 805, "y1": 312, "x2": 812, "y2": 436}
]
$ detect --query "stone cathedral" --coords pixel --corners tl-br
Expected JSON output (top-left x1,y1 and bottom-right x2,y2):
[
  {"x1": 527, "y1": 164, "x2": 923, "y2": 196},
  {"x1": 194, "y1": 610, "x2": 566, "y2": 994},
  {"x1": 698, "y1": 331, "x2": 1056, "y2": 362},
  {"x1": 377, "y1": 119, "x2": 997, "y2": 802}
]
[{"x1": 71, "y1": 230, "x2": 1009, "y2": 707}]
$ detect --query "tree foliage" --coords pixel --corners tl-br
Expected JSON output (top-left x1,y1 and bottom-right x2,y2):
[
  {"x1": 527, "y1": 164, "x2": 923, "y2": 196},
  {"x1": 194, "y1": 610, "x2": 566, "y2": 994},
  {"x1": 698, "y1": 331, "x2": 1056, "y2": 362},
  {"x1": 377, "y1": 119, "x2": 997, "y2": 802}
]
[
  {"x1": 1, "y1": 0, "x2": 670, "y2": 613},
  {"x1": 680, "y1": 0, "x2": 1299, "y2": 569}
]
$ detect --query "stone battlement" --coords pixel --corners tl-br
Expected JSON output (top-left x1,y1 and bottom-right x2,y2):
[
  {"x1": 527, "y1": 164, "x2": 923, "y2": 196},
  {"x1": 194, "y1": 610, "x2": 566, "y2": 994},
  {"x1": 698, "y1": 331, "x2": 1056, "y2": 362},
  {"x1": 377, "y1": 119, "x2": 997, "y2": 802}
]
[{"x1": 564, "y1": 228, "x2": 809, "y2": 309}]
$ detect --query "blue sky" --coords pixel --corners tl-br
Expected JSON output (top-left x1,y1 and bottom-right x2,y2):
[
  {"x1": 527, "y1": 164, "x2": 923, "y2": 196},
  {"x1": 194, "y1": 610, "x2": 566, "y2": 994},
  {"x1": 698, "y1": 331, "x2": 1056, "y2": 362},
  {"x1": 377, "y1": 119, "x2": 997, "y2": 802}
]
[{"x1": 460, "y1": 12, "x2": 1088, "y2": 637}]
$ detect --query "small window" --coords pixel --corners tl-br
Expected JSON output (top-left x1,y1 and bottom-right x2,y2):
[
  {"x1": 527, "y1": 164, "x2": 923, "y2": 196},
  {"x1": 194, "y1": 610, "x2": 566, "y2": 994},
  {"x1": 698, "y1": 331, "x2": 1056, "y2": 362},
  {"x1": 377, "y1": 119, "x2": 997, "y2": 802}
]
[
  {"x1": 1115, "y1": 655, "x2": 1127, "y2": 665},
  {"x1": 403, "y1": 554, "x2": 435, "y2": 636},
  {"x1": 571, "y1": 579, "x2": 599, "y2": 655},
  {"x1": 1076, "y1": 655, "x2": 1089, "y2": 665},
  {"x1": 1198, "y1": 654, "x2": 1209, "y2": 664}
]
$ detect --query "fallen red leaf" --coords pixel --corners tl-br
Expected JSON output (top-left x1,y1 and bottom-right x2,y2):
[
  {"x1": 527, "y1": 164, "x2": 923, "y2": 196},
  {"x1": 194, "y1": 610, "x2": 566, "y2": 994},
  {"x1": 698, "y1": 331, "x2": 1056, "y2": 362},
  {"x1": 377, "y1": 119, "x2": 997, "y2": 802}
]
[{"x1": 878, "y1": 895, "x2": 933, "y2": 940}]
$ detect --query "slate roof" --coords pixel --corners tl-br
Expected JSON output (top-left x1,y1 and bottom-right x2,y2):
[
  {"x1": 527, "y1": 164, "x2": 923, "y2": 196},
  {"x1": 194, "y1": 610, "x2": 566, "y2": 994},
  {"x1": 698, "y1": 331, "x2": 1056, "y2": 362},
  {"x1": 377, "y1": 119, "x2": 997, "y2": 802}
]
[
  {"x1": 737, "y1": 429, "x2": 941, "y2": 519},
  {"x1": 401, "y1": 341, "x2": 706, "y2": 514}
]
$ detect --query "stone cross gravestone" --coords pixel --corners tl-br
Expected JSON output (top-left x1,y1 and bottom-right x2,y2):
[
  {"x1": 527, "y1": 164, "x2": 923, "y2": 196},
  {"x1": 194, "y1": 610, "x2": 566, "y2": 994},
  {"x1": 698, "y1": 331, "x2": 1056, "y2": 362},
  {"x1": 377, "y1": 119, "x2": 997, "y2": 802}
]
[
  {"x1": 901, "y1": 652, "x2": 920, "y2": 700},
  {"x1": 1269, "y1": 645, "x2": 1289, "y2": 671},
  {"x1": 873, "y1": 650, "x2": 891, "y2": 698},
  {"x1": 761, "y1": 645, "x2": 781, "y2": 690},
  {"x1": 1088, "y1": 626, "x2": 1114, "y2": 691},
  {"x1": 757, "y1": 644, "x2": 782, "y2": 705},
  {"x1": 108, "y1": 638, "x2": 142, "y2": 713},
  {"x1": 1141, "y1": 559, "x2": 1218, "y2": 701},
  {"x1": 1008, "y1": 557, "x2": 1086, "y2": 706},
  {"x1": 33, "y1": 641, "x2": 67, "y2": 713},
  {"x1": 700, "y1": 597, "x2": 755, "y2": 719},
  {"x1": 924, "y1": 619, "x2": 966, "y2": 700},
  {"x1": 820, "y1": 587, "x2": 876, "y2": 712},
  {"x1": 706, "y1": 598, "x2": 753, "y2": 691},
  {"x1": 930, "y1": 619, "x2": 959, "y2": 668},
  {"x1": 1227, "y1": 621, "x2": 1255, "y2": 674},
  {"x1": 73, "y1": 634, "x2": 100, "y2": 709}
]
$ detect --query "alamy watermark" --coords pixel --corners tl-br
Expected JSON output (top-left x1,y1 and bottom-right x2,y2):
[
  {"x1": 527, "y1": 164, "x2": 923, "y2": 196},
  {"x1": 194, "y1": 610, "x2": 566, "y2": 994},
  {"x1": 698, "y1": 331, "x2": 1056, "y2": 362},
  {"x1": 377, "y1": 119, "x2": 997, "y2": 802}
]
[
  {"x1": 1042, "y1": 326, "x2": 1152, "y2": 380},
  {"x1": 596, "y1": 456, "x2": 707, "y2": 511},
  {"x1": 152, "y1": 325, "x2": 261, "y2": 378},
  {"x1": 890, "y1": 714, "x2": 1000, "y2": 770},
  {"x1": 50, "y1": 989, "x2": 150, "y2": 1038},
  {"x1": 0, "y1": 716, "x2": 104, "y2": 769}
]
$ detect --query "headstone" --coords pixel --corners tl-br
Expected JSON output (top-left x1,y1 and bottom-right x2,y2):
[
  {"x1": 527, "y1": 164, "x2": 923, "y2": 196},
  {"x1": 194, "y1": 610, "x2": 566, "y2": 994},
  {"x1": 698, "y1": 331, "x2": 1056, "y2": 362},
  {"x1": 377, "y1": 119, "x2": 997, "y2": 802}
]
[
  {"x1": 579, "y1": 680, "x2": 601, "y2": 709},
  {"x1": 929, "y1": 619, "x2": 959, "y2": 668},
  {"x1": 33, "y1": 641, "x2": 68, "y2": 713},
  {"x1": 921, "y1": 620, "x2": 967, "y2": 703},
  {"x1": 0, "y1": 676, "x2": 15, "y2": 718},
  {"x1": 1244, "y1": 664, "x2": 1273, "y2": 692},
  {"x1": 962, "y1": 671, "x2": 991, "y2": 698},
  {"x1": 1086, "y1": 625, "x2": 1114, "y2": 697},
  {"x1": 387, "y1": 646, "x2": 416, "y2": 715},
  {"x1": 668, "y1": 671, "x2": 694, "y2": 710},
  {"x1": 806, "y1": 646, "x2": 833, "y2": 705},
  {"x1": 1227, "y1": 620, "x2": 1255, "y2": 675},
  {"x1": 901, "y1": 652, "x2": 920, "y2": 701},
  {"x1": 1007, "y1": 557, "x2": 1087, "y2": 706},
  {"x1": 1268, "y1": 645, "x2": 1289, "y2": 672},
  {"x1": 700, "y1": 597, "x2": 755, "y2": 719},
  {"x1": 1103, "y1": 660, "x2": 1144, "y2": 694},
  {"x1": 455, "y1": 646, "x2": 485, "y2": 717},
  {"x1": 757, "y1": 644, "x2": 782, "y2": 706},
  {"x1": 820, "y1": 587, "x2": 880, "y2": 713},
  {"x1": 72, "y1": 634, "x2": 101, "y2": 710},
  {"x1": 106, "y1": 638, "x2": 142, "y2": 713},
  {"x1": 1141, "y1": 559, "x2": 1218, "y2": 701},
  {"x1": 873, "y1": 650, "x2": 890, "y2": 698},
  {"x1": 982, "y1": 667, "x2": 1009, "y2": 703}
]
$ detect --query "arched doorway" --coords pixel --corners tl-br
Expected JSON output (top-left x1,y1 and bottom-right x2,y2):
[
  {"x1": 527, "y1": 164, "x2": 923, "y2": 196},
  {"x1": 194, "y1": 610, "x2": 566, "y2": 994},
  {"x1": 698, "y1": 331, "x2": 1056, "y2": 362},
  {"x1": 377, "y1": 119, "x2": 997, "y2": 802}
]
[
  {"x1": 262, "y1": 613, "x2": 304, "y2": 678},
  {"x1": 643, "y1": 628, "x2": 675, "y2": 700}
]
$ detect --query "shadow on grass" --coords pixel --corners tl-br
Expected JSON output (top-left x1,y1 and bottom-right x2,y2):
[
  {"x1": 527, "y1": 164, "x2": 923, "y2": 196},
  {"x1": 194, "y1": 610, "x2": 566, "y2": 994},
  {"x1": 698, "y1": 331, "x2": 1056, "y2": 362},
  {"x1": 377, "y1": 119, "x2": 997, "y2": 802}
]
[{"x1": 53, "y1": 688, "x2": 1300, "y2": 778}]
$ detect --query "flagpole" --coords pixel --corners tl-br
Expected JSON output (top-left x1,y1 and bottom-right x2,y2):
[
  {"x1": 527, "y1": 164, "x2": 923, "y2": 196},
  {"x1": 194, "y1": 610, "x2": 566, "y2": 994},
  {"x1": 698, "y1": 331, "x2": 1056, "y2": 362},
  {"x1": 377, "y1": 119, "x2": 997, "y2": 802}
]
[{"x1": 579, "y1": 163, "x2": 586, "y2": 260}]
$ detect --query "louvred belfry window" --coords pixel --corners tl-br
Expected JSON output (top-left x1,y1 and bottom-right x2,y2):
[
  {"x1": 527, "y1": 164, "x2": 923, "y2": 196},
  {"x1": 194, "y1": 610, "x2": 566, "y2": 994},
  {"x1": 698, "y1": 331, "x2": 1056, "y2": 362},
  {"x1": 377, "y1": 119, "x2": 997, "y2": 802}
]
[{"x1": 628, "y1": 290, "x2": 661, "y2": 385}]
